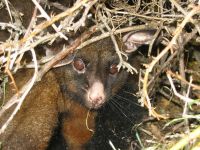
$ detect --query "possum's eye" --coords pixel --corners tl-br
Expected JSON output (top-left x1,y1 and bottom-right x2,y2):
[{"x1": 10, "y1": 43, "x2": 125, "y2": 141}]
[
  {"x1": 109, "y1": 64, "x2": 118, "y2": 75},
  {"x1": 73, "y1": 58, "x2": 85, "y2": 73}
]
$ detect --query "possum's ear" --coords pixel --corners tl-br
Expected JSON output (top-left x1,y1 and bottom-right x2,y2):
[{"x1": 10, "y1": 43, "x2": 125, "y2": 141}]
[{"x1": 123, "y1": 29, "x2": 156, "y2": 53}]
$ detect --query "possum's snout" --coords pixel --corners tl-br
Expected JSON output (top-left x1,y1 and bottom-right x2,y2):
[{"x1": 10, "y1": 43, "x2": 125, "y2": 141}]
[{"x1": 86, "y1": 81, "x2": 106, "y2": 109}]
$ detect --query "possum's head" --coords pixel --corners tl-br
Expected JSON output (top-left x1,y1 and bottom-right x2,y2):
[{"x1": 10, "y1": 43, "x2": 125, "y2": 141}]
[{"x1": 56, "y1": 30, "x2": 156, "y2": 109}]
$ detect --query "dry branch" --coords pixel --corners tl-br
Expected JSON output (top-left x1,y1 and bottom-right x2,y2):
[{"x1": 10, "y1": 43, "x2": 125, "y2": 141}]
[
  {"x1": 141, "y1": 5, "x2": 200, "y2": 119},
  {"x1": 0, "y1": 1, "x2": 200, "y2": 149}
]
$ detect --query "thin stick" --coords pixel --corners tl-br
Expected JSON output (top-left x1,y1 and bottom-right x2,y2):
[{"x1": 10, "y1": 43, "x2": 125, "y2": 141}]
[
  {"x1": 142, "y1": 5, "x2": 200, "y2": 118},
  {"x1": 167, "y1": 71, "x2": 200, "y2": 91},
  {"x1": 0, "y1": 48, "x2": 38, "y2": 134},
  {"x1": 37, "y1": 25, "x2": 97, "y2": 80}
]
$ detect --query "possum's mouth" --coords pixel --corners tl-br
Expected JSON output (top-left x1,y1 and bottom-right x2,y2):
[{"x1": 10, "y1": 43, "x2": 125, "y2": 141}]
[{"x1": 85, "y1": 101, "x2": 104, "y2": 109}]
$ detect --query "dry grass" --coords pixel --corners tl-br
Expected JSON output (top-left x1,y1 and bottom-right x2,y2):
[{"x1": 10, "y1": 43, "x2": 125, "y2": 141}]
[{"x1": 0, "y1": 0, "x2": 200, "y2": 149}]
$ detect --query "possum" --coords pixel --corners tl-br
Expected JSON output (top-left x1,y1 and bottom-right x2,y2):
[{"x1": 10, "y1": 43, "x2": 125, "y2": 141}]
[{"x1": 0, "y1": 30, "x2": 155, "y2": 150}]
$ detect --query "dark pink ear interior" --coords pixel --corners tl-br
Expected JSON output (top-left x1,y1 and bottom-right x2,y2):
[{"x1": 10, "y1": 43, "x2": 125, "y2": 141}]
[{"x1": 123, "y1": 29, "x2": 156, "y2": 53}]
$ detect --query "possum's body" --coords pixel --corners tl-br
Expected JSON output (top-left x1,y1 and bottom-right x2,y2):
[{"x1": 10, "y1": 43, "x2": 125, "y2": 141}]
[{"x1": 0, "y1": 30, "x2": 155, "y2": 150}]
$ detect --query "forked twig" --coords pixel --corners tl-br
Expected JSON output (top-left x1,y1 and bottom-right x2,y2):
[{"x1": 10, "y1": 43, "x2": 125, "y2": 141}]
[{"x1": 142, "y1": 5, "x2": 200, "y2": 119}]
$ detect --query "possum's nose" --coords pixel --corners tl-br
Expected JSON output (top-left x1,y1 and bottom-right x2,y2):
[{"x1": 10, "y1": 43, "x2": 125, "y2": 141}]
[{"x1": 87, "y1": 81, "x2": 105, "y2": 109}]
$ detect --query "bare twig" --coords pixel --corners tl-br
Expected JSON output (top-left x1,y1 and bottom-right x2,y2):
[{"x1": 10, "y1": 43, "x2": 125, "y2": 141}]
[
  {"x1": 141, "y1": 5, "x2": 200, "y2": 119},
  {"x1": 98, "y1": 9, "x2": 137, "y2": 74},
  {"x1": 37, "y1": 25, "x2": 97, "y2": 79},
  {"x1": 0, "y1": 0, "x2": 92, "y2": 54},
  {"x1": 32, "y1": 0, "x2": 68, "y2": 40},
  {"x1": 166, "y1": 71, "x2": 195, "y2": 103},
  {"x1": 0, "y1": 48, "x2": 38, "y2": 134},
  {"x1": 15, "y1": 1, "x2": 38, "y2": 71},
  {"x1": 3, "y1": 0, "x2": 13, "y2": 23},
  {"x1": 167, "y1": 71, "x2": 200, "y2": 91}
]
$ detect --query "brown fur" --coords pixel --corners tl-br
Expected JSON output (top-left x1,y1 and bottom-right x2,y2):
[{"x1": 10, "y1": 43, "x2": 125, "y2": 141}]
[
  {"x1": 50, "y1": 37, "x2": 140, "y2": 149},
  {"x1": 0, "y1": 69, "x2": 97, "y2": 150},
  {"x1": 0, "y1": 1, "x2": 95, "y2": 148},
  {"x1": 0, "y1": 31, "x2": 146, "y2": 149},
  {"x1": 0, "y1": 2, "x2": 154, "y2": 148},
  {"x1": 0, "y1": 70, "x2": 60, "y2": 149},
  {"x1": 62, "y1": 100, "x2": 97, "y2": 150}
]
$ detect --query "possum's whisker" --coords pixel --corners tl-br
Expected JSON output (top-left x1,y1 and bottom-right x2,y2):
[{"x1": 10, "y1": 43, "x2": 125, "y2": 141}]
[
  {"x1": 109, "y1": 99, "x2": 133, "y2": 123},
  {"x1": 114, "y1": 94, "x2": 141, "y2": 107},
  {"x1": 121, "y1": 90, "x2": 137, "y2": 96},
  {"x1": 112, "y1": 97, "x2": 139, "y2": 116}
]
